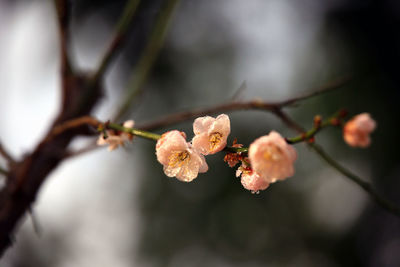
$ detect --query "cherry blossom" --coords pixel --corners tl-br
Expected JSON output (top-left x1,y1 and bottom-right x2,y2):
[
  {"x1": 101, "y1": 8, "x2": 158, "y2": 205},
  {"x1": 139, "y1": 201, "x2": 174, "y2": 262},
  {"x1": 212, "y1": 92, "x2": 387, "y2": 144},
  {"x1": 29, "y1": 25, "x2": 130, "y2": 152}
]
[
  {"x1": 343, "y1": 113, "x2": 376, "y2": 148},
  {"x1": 156, "y1": 130, "x2": 208, "y2": 182},
  {"x1": 97, "y1": 120, "x2": 135, "y2": 151},
  {"x1": 191, "y1": 114, "x2": 230, "y2": 155},
  {"x1": 248, "y1": 131, "x2": 297, "y2": 183},
  {"x1": 236, "y1": 163, "x2": 270, "y2": 193}
]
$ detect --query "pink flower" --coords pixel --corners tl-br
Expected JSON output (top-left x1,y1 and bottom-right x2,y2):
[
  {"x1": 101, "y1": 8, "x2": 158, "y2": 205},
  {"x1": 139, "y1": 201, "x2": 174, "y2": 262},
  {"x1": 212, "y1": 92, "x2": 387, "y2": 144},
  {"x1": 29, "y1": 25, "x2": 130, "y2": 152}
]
[
  {"x1": 97, "y1": 134, "x2": 125, "y2": 151},
  {"x1": 192, "y1": 114, "x2": 230, "y2": 155},
  {"x1": 248, "y1": 131, "x2": 297, "y2": 183},
  {"x1": 343, "y1": 113, "x2": 376, "y2": 148},
  {"x1": 97, "y1": 120, "x2": 135, "y2": 151},
  {"x1": 236, "y1": 163, "x2": 270, "y2": 193},
  {"x1": 156, "y1": 130, "x2": 208, "y2": 182}
]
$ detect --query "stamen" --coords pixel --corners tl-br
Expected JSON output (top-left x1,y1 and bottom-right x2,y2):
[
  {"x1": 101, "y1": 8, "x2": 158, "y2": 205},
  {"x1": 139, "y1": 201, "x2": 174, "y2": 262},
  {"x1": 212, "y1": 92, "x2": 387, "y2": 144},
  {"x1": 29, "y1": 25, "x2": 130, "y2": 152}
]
[{"x1": 209, "y1": 132, "x2": 223, "y2": 150}]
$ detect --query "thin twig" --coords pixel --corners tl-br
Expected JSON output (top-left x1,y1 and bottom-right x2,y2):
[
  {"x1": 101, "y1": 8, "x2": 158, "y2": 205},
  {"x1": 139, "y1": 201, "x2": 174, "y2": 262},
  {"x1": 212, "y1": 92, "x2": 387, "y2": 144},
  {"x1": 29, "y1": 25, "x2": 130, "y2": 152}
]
[
  {"x1": 0, "y1": 142, "x2": 15, "y2": 165},
  {"x1": 79, "y1": 0, "x2": 141, "y2": 112},
  {"x1": 138, "y1": 101, "x2": 275, "y2": 130},
  {"x1": 54, "y1": 0, "x2": 73, "y2": 104},
  {"x1": 114, "y1": 0, "x2": 181, "y2": 121},
  {"x1": 278, "y1": 75, "x2": 351, "y2": 107},
  {"x1": 275, "y1": 109, "x2": 400, "y2": 218},
  {"x1": 92, "y1": 0, "x2": 141, "y2": 83},
  {"x1": 310, "y1": 143, "x2": 400, "y2": 217},
  {"x1": 139, "y1": 76, "x2": 350, "y2": 131},
  {"x1": 65, "y1": 142, "x2": 99, "y2": 158},
  {"x1": 230, "y1": 81, "x2": 247, "y2": 101},
  {"x1": 51, "y1": 116, "x2": 100, "y2": 137}
]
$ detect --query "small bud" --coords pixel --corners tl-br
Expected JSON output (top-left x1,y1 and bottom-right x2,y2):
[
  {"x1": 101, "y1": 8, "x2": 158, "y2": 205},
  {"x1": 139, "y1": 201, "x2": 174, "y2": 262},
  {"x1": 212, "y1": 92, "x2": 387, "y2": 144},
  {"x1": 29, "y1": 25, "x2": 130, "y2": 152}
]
[
  {"x1": 339, "y1": 109, "x2": 348, "y2": 118},
  {"x1": 307, "y1": 136, "x2": 315, "y2": 143},
  {"x1": 313, "y1": 115, "x2": 322, "y2": 128},
  {"x1": 330, "y1": 118, "x2": 341, "y2": 126}
]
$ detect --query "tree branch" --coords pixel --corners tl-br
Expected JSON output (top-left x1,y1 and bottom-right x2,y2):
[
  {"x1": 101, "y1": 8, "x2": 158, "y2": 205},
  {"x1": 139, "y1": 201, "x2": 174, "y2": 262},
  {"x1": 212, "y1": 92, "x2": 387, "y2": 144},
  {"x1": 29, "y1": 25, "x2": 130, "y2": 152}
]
[
  {"x1": 278, "y1": 75, "x2": 351, "y2": 107},
  {"x1": 91, "y1": 0, "x2": 141, "y2": 84},
  {"x1": 54, "y1": 0, "x2": 72, "y2": 104},
  {"x1": 138, "y1": 75, "x2": 349, "y2": 131}
]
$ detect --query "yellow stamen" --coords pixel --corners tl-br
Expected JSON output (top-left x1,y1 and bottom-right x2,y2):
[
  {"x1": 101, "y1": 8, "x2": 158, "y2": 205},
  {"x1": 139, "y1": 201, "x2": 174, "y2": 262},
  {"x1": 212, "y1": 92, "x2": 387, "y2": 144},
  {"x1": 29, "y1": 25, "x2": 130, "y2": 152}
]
[
  {"x1": 263, "y1": 145, "x2": 283, "y2": 161},
  {"x1": 168, "y1": 151, "x2": 190, "y2": 167},
  {"x1": 209, "y1": 132, "x2": 223, "y2": 150}
]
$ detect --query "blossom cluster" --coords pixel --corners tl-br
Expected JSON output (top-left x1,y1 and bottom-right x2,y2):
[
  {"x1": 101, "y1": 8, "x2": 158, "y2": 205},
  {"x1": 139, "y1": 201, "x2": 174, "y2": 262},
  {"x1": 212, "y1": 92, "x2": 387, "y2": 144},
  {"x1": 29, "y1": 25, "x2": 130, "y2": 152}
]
[
  {"x1": 97, "y1": 112, "x2": 376, "y2": 193},
  {"x1": 155, "y1": 114, "x2": 230, "y2": 182},
  {"x1": 155, "y1": 114, "x2": 298, "y2": 193}
]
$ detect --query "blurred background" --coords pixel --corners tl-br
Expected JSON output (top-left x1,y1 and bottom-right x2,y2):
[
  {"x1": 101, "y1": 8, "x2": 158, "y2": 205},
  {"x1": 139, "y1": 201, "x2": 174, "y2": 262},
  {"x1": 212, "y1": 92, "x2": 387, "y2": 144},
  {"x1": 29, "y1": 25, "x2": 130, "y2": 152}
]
[{"x1": 1, "y1": 0, "x2": 400, "y2": 266}]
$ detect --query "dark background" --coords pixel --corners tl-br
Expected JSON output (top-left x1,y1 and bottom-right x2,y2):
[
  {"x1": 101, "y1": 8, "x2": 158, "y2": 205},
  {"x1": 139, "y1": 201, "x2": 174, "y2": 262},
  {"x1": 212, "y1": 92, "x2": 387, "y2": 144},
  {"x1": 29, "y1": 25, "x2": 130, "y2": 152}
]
[{"x1": 1, "y1": 0, "x2": 400, "y2": 266}]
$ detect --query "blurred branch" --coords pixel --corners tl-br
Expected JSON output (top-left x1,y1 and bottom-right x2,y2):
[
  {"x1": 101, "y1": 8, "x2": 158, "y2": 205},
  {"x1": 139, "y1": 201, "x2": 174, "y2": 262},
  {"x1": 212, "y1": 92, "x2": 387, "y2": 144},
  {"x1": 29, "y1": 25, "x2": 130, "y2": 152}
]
[
  {"x1": 274, "y1": 109, "x2": 400, "y2": 218},
  {"x1": 91, "y1": 0, "x2": 141, "y2": 84},
  {"x1": 278, "y1": 75, "x2": 351, "y2": 107},
  {"x1": 54, "y1": 0, "x2": 72, "y2": 103},
  {"x1": 114, "y1": 0, "x2": 181, "y2": 121},
  {"x1": 230, "y1": 81, "x2": 247, "y2": 101},
  {"x1": 77, "y1": 0, "x2": 142, "y2": 113},
  {"x1": 50, "y1": 116, "x2": 99, "y2": 138},
  {"x1": 0, "y1": 2, "x2": 106, "y2": 256},
  {"x1": 311, "y1": 143, "x2": 400, "y2": 217}
]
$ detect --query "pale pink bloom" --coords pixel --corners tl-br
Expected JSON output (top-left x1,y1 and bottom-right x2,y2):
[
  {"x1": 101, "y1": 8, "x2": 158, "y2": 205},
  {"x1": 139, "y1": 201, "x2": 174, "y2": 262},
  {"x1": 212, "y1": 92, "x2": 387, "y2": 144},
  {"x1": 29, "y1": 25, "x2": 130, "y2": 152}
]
[
  {"x1": 97, "y1": 120, "x2": 135, "y2": 151},
  {"x1": 97, "y1": 134, "x2": 125, "y2": 151},
  {"x1": 236, "y1": 164, "x2": 270, "y2": 193},
  {"x1": 248, "y1": 131, "x2": 297, "y2": 183},
  {"x1": 343, "y1": 113, "x2": 376, "y2": 148},
  {"x1": 192, "y1": 114, "x2": 230, "y2": 155},
  {"x1": 156, "y1": 130, "x2": 208, "y2": 182}
]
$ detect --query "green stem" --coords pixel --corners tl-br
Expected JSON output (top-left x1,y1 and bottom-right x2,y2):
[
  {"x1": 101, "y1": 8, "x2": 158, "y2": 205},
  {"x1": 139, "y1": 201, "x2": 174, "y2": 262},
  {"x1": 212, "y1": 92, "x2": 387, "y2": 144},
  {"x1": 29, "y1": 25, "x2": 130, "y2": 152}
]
[
  {"x1": 224, "y1": 111, "x2": 342, "y2": 154},
  {"x1": 108, "y1": 123, "x2": 161, "y2": 141},
  {"x1": 310, "y1": 143, "x2": 400, "y2": 217},
  {"x1": 114, "y1": 0, "x2": 181, "y2": 121},
  {"x1": 286, "y1": 111, "x2": 341, "y2": 144}
]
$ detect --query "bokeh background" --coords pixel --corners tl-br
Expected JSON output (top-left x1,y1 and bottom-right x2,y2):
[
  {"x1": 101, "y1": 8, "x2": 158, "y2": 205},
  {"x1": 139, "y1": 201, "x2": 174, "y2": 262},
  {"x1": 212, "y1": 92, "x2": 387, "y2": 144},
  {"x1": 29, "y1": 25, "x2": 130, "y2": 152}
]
[{"x1": 1, "y1": 0, "x2": 400, "y2": 266}]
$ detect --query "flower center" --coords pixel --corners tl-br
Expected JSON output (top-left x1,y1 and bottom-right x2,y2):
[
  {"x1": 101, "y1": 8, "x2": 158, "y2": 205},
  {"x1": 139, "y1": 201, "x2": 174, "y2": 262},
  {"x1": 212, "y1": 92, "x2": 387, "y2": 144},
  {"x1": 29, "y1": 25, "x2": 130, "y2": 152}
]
[
  {"x1": 209, "y1": 132, "x2": 223, "y2": 150},
  {"x1": 263, "y1": 145, "x2": 283, "y2": 161},
  {"x1": 168, "y1": 151, "x2": 190, "y2": 167}
]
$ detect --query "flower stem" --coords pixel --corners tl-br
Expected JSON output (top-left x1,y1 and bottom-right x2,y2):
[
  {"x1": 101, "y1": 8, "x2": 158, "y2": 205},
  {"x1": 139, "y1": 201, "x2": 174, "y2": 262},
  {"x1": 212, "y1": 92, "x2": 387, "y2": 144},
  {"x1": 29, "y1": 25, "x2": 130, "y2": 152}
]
[
  {"x1": 107, "y1": 123, "x2": 161, "y2": 141},
  {"x1": 224, "y1": 111, "x2": 343, "y2": 153},
  {"x1": 286, "y1": 111, "x2": 342, "y2": 144}
]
